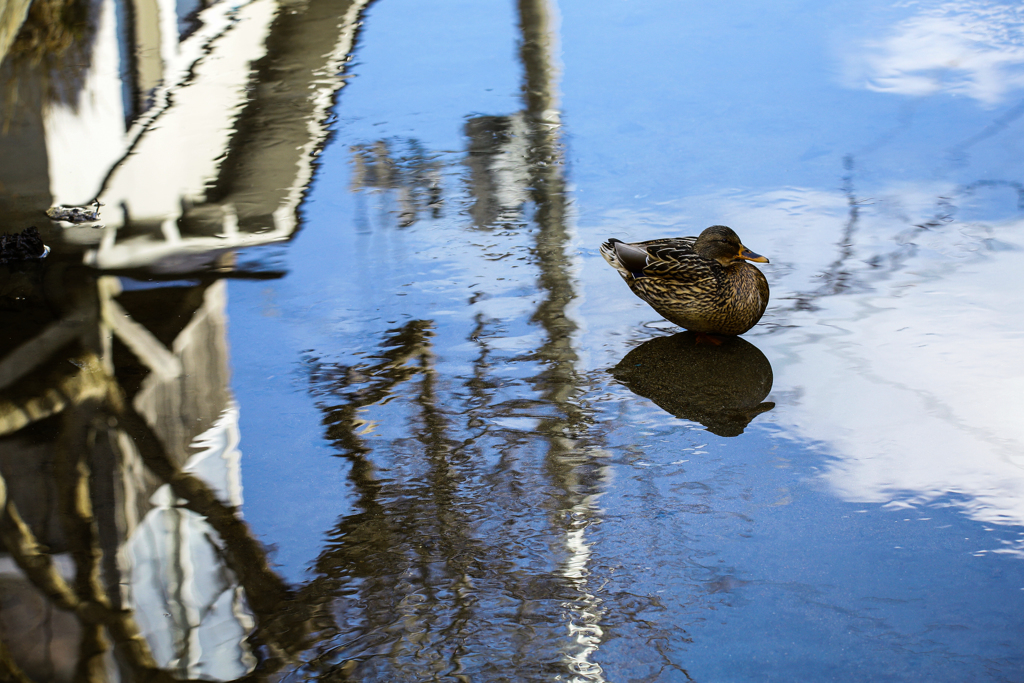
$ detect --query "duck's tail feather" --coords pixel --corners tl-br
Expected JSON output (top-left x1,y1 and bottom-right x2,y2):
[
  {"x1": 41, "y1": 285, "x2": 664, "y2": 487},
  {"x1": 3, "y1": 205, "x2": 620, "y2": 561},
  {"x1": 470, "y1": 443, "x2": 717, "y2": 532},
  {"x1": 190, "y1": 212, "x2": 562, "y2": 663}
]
[{"x1": 600, "y1": 238, "x2": 649, "y2": 279}]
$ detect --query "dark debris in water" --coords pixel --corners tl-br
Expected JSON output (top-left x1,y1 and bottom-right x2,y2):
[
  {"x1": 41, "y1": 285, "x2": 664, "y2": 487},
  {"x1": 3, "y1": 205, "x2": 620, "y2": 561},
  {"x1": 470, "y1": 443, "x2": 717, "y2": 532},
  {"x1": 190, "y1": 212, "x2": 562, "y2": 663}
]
[{"x1": 0, "y1": 227, "x2": 49, "y2": 264}]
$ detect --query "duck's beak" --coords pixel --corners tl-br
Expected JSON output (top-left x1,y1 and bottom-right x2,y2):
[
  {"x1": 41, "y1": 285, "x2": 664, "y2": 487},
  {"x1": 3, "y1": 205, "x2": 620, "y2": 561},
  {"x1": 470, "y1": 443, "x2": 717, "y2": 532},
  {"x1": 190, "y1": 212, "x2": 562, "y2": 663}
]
[{"x1": 738, "y1": 245, "x2": 769, "y2": 263}]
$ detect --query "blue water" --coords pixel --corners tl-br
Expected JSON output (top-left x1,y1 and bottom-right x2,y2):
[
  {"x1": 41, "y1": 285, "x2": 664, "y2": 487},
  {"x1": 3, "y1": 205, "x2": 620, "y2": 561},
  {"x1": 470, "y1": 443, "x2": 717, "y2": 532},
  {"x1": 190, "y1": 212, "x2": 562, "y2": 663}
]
[{"x1": 226, "y1": 0, "x2": 1024, "y2": 679}]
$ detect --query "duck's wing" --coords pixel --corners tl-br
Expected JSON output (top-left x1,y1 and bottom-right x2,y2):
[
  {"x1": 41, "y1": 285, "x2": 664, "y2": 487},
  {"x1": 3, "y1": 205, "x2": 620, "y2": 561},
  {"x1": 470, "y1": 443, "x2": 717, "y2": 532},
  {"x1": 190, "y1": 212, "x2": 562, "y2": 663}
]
[
  {"x1": 632, "y1": 236, "x2": 697, "y2": 254},
  {"x1": 602, "y1": 236, "x2": 714, "y2": 282},
  {"x1": 637, "y1": 238, "x2": 719, "y2": 283},
  {"x1": 634, "y1": 239, "x2": 700, "y2": 252}
]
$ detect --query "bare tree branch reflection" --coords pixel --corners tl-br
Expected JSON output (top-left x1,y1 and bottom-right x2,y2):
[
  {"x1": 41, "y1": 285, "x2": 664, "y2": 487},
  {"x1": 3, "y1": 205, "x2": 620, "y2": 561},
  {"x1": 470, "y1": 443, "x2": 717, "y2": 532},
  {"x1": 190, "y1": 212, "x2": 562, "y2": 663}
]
[
  {"x1": 791, "y1": 94, "x2": 1024, "y2": 314},
  {"x1": 0, "y1": 257, "x2": 322, "y2": 679},
  {"x1": 788, "y1": 157, "x2": 1024, "y2": 316},
  {"x1": 299, "y1": 321, "x2": 489, "y2": 676},
  {"x1": 0, "y1": 289, "x2": 334, "y2": 681},
  {"x1": 314, "y1": 1, "x2": 618, "y2": 679},
  {"x1": 0, "y1": 418, "x2": 184, "y2": 683}
]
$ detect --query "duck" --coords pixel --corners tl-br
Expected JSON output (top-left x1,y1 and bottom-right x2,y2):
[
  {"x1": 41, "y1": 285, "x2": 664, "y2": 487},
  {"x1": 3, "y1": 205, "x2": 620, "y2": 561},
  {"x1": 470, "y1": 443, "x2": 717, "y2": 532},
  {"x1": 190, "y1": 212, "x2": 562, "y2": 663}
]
[{"x1": 600, "y1": 225, "x2": 770, "y2": 335}]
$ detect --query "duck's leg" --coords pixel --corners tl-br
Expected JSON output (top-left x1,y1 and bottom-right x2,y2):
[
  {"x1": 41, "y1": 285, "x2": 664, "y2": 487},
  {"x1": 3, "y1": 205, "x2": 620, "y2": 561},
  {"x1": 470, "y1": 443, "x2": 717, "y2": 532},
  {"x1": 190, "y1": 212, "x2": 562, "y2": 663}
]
[{"x1": 694, "y1": 332, "x2": 725, "y2": 346}]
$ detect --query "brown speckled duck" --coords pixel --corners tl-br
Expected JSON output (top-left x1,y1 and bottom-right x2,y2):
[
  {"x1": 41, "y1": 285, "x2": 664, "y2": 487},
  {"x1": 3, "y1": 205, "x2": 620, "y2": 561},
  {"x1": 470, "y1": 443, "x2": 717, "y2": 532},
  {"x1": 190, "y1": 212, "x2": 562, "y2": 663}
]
[{"x1": 600, "y1": 225, "x2": 770, "y2": 335}]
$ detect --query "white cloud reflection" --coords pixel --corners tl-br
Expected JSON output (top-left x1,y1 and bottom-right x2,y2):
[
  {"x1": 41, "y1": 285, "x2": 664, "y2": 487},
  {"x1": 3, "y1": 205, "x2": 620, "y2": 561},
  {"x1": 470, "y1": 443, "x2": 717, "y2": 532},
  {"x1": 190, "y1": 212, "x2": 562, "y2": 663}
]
[
  {"x1": 728, "y1": 186, "x2": 1024, "y2": 531},
  {"x1": 593, "y1": 184, "x2": 1024, "y2": 535},
  {"x1": 847, "y1": 1, "x2": 1024, "y2": 104}
]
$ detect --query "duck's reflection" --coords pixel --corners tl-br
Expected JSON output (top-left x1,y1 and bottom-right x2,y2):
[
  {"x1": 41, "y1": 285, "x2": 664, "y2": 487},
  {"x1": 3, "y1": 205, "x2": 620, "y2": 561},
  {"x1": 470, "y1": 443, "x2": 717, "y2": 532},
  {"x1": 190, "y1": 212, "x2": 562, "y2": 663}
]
[{"x1": 612, "y1": 333, "x2": 775, "y2": 436}]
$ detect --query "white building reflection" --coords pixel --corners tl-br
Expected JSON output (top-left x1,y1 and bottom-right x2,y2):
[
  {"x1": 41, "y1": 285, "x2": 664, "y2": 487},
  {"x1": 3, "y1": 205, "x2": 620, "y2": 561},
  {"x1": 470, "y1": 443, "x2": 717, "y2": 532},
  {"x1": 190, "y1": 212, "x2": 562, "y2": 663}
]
[{"x1": 3, "y1": 0, "x2": 372, "y2": 271}]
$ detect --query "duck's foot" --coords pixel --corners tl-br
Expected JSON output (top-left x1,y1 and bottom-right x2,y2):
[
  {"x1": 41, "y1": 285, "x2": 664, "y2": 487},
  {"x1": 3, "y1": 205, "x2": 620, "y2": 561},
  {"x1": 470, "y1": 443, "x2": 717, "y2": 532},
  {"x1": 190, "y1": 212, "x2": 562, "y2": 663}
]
[{"x1": 694, "y1": 332, "x2": 725, "y2": 346}]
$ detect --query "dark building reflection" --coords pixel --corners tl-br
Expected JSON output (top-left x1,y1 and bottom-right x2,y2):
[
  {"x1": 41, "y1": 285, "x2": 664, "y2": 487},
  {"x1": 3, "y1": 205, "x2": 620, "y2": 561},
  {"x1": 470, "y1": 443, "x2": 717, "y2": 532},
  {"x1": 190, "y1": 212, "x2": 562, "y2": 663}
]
[
  {"x1": 0, "y1": 0, "x2": 373, "y2": 679},
  {"x1": 0, "y1": 268, "x2": 294, "y2": 681},
  {"x1": 612, "y1": 333, "x2": 775, "y2": 437}
]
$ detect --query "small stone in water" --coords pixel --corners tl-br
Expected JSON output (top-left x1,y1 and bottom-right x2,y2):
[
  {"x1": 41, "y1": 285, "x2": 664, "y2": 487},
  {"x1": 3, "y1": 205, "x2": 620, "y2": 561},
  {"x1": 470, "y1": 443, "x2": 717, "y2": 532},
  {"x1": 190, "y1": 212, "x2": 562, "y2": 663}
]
[{"x1": 46, "y1": 200, "x2": 102, "y2": 223}]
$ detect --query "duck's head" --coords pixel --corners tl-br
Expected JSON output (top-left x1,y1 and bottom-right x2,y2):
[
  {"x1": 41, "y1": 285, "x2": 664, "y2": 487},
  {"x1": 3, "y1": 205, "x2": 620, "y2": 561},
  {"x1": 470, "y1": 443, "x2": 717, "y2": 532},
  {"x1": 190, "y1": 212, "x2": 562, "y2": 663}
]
[{"x1": 693, "y1": 225, "x2": 769, "y2": 267}]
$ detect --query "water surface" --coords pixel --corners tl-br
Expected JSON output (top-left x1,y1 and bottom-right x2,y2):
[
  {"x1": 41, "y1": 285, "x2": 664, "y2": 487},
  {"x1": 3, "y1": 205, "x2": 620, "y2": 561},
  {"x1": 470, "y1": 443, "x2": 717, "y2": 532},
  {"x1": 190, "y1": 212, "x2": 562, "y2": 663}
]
[{"x1": 1, "y1": 0, "x2": 1023, "y2": 681}]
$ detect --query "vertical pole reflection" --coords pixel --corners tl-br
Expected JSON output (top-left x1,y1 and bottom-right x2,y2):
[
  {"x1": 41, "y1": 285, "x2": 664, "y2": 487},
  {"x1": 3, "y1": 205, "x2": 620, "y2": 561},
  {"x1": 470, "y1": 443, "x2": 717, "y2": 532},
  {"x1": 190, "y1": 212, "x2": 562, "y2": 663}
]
[
  {"x1": 516, "y1": 2, "x2": 607, "y2": 681},
  {"x1": 517, "y1": 0, "x2": 560, "y2": 126}
]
